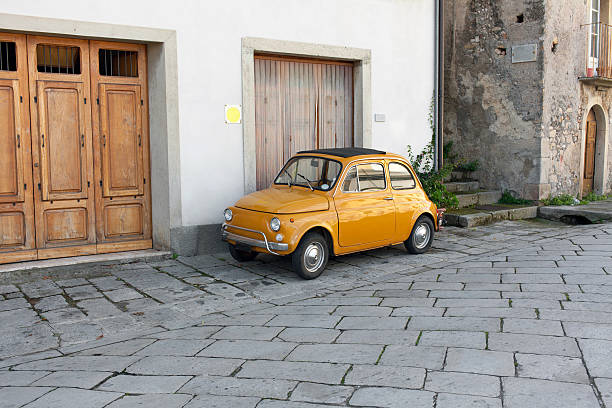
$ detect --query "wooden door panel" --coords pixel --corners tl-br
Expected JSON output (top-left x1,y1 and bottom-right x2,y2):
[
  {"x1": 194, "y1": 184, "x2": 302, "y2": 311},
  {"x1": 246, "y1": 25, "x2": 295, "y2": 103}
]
[
  {"x1": 99, "y1": 84, "x2": 143, "y2": 197},
  {"x1": 0, "y1": 212, "x2": 25, "y2": 247},
  {"x1": 28, "y1": 35, "x2": 96, "y2": 250},
  {"x1": 44, "y1": 207, "x2": 88, "y2": 243},
  {"x1": 104, "y1": 203, "x2": 143, "y2": 237},
  {"x1": 0, "y1": 79, "x2": 24, "y2": 203},
  {"x1": 37, "y1": 81, "x2": 88, "y2": 200},
  {"x1": 583, "y1": 118, "x2": 597, "y2": 196},
  {"x1": 585, "y1": 122, "x2": 596, "y2": 179},
  {"x1": 0, "y1": 33, "x2": 36, "y2": 260},
  {"x1": 254, "y1": 56, "x2": 354, "y2": 190},
  {"x1": 90, "y1": 40, "x2": 151, "y2": 247}
]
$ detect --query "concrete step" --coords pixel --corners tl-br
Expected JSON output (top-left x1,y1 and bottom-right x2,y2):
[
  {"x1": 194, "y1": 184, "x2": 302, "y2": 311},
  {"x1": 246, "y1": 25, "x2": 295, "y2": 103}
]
[
  {"x1": 538, "y1": 199, "x2": 612, "y2": 224},
  {"x1": 456, "y1": 190, "x2": 502, "y2": 208},
  {"x1": 0, "y1": 250, "x2": 172, "y2": 282},
  {"x1": 445, "y1": 205, "x2": 538, "y2": 228},
  {"x1": 444, "y1": 172, "x2": 477, "y2": 182},
  {"x1": 445, "y1": 181, "x2": 480, "y2": 193}
]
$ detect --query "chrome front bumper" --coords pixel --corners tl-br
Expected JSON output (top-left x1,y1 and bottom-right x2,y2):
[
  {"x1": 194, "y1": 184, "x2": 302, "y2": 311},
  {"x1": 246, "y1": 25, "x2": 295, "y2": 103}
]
[{"x1": 221, "y1": 223, "x2": 288, "y2": 255}]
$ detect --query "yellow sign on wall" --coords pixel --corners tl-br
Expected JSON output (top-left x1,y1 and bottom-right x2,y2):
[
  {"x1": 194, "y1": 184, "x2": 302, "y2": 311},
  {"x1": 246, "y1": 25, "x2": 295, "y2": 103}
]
[{"x1": 225, "y1": 104, "x2": 242, "y2": 124}]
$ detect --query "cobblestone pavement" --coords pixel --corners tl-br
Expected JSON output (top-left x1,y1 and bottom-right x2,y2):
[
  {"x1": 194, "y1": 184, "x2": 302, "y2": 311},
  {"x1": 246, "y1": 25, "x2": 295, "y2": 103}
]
[{"x1": 2, "y1": 219, "x2": 612, "y2": 407}]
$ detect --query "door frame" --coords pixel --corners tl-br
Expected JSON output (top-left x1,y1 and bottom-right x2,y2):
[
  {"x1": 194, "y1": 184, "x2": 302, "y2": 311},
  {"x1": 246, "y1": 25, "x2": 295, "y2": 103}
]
[
  {"x1": 579, "y1": 103, "x2": 609, "y2": 197},
  {"x1": 242, "y1": 37, "x2": 372, "y2": 194},
  {"x1": 0, "y1": 13, "x2": 181, "y2": 251}
]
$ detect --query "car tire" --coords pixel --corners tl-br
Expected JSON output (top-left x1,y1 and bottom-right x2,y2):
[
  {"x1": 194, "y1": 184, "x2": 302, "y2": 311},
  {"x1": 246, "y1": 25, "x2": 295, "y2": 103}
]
[
  {"x1": 405, "y1": 216, "x2": 435, "y2": 254},
  {"x1": 228, "y1": 244, "x2": 258, "y2": 262},
  {"x1": 292, "y1": 232, "x2": 329, "y2": 279}
]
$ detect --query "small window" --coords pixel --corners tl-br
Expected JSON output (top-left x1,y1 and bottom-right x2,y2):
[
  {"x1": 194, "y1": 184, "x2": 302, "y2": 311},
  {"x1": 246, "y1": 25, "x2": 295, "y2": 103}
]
[
  {"x1": 389, "y1": 162, "x2": 416, "y2": 190},
  {"x1": 0, "y1": 42, "x2": 16, "y2": 71},
  {"x1": 342, "y1": 163, "x2": 386, "y2": 193},
  {"x1": 36, "y1": 45, "x2": 81, "y2": 74},
  {"x1": 358, "y1": 163, "x2": 386, "y2": 191},
  {"x1": 342, "y1": 166, "x2": 359, "y2": 192},
  {"x1": 99, "y1": 49, "x2": 138, "y2": 77}
]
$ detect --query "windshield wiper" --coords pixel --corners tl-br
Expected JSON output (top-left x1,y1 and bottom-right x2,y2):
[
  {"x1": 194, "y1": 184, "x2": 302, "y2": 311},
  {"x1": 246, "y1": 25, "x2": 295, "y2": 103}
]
[
  {"x1": 283, "y1": 169, "x2": 293, "y2": 187},
  {"x1": 296, "y1": 173, "x2": 314, "y2": 191}
]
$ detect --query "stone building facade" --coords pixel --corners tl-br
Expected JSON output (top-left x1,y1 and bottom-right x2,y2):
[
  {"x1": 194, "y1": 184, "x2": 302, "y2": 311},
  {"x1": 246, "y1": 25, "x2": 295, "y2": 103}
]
[{"x1": 444, "y1": 0, "x2": 612, "y2": 199}]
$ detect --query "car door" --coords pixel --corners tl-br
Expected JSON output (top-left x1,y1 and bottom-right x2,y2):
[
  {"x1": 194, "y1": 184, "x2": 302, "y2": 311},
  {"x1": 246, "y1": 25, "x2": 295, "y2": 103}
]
[
  {"x1": 388, "y1": 161, "x2": 420, "y2": 241},
  {"x1": 334, "y1": 161, "x2": 396, "y2": 247}
]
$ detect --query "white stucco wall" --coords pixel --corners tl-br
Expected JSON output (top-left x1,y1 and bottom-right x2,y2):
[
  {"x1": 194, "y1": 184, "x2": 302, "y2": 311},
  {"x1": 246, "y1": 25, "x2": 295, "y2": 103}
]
[{"x1": 1, "y1": 0, "x2": 435, "y2": 227}]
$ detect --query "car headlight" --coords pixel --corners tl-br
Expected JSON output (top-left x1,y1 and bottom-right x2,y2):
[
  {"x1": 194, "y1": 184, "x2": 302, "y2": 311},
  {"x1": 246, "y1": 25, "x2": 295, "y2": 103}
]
[
  {"x1": 270, "y1": 217, "x2": 281, "y2": 231},
  {"x1": 224, "y1": 208, "x2": 233, "y2": 222}
]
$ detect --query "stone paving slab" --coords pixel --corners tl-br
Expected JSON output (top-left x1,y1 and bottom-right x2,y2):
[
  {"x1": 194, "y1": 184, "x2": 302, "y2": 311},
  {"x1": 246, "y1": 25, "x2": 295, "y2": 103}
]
[
  {"x1": 237, "y1": 360, "x2": 349, "y2": 384},
  {"x1": 503, "y1": 377, "x2": 601, "y2": 408},
  {"x1": 0, "y1": 386, "x2": 54, "y2": 407},
  {"x1": 179, "y1": 376, "x2": 296, "y2": 399},
  {"x1": 3, "y1": 220, "x2": 612, "y2": 406},
  {"x1": 107, "y1": 394, "x2": 193, "y2": 408},
  {"x1": 98, "y1": 374, "x2": 192, "y2": 393}
]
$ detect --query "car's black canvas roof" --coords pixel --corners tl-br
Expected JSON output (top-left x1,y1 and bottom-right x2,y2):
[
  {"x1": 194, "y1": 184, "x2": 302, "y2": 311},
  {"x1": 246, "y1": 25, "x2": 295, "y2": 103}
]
[{"x1": 297, "y1": 147, "x2": 386, "y2": 158}]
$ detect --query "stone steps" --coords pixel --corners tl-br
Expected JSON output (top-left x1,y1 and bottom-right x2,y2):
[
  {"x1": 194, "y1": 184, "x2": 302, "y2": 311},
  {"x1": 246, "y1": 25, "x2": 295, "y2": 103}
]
[
  {"x1": 455, "y1": 190, "x2": 502, "y2": 208},
  {"x1": 446, "y1": 206, "x2": 538, "y2": 228},
  {"x1": 445, "y1": 181, "x2": 480, "y2": 193}
]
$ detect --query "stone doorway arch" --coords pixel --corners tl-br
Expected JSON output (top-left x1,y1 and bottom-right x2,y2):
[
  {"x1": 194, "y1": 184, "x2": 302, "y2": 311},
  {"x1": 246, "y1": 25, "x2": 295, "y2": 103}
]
[{"x1": 580, "y1": 104, "x2": 608, "y2": 197}]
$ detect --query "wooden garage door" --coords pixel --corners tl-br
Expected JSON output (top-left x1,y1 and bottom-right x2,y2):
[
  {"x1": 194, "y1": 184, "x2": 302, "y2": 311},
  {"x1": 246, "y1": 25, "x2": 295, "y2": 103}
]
[
  {"x1": 254, "y1": 55, "x2": 354, "y2": 190},
  {"x1": 0, "y1": 34, "x2": 151, "y2": 264}
]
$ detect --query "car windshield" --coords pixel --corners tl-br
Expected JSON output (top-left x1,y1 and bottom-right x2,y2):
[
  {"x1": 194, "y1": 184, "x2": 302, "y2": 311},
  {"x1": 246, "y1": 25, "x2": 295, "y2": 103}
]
[{"x1": 274, "y1": 156, "x2": 342, "y2": 191}]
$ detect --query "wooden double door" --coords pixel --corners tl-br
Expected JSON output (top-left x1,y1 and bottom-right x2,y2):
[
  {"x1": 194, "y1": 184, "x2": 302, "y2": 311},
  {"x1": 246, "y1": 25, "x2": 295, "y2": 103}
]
[
  {"x1": 583, "y1": 109, "x2": 597, "y2": 196},
  {"x1": 0, "y1": 34, "x2": 151, "y2": 264}
]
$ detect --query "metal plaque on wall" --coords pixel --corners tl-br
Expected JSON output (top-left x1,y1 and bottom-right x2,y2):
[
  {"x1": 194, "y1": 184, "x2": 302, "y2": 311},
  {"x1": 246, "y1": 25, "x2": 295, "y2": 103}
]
[{"x1": 511, "y1": 44, "x2": 537, "y2": 63}]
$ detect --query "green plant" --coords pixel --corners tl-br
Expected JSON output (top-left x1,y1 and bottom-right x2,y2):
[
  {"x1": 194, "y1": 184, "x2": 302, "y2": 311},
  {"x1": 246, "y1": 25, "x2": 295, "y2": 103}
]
[
  {"x1": 456, "y1": 159, "x2": 480, "y2": 173},
  {"x1": 406, "y1": 96, "x2": 459, "y2": 209},
  {"x1": 583, "y1": 192, "x2": 609, "y2": 202},
  {"x1": 498, "y1": 191, "x2": 533, "y2": 205},
  {"x1": 541, "y1": 192, "x2": 609, "y2": 206},
  {"x1": 443, "y1": 141, "x2": 459, "y2": 165},
  {"x1": 443, "y1": 140, "x2": 480, "y2": 180},
  {"x1": 540, "y1": 194, "x2": 577, "y2": 206}
]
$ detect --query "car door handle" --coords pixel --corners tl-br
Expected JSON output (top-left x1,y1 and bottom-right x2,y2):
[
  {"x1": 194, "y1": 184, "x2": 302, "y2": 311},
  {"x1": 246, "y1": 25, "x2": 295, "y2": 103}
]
[{"x1": 383, "y1": 196, "x2": 394, "y2": 200}]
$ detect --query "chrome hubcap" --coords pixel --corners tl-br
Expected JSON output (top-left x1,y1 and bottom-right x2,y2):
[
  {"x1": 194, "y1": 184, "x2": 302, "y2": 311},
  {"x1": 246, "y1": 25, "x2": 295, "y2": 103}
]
[
  {"x1": 413, "y1": 223, "x2": 431, "y2": 249},
  {"x1": 304, "y1": 242, "x2": 325, "y2": 272}
]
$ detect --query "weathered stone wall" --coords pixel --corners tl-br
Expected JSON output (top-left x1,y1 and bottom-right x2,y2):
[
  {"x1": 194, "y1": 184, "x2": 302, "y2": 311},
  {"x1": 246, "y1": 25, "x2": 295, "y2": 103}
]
[
  {"x1": 445, "y1": 0, "x2": 612, "y2": 199},
  {"x1": 444, "y1": 0, "x2": 546, "y2": 199},
  {"x1": 542, "y1": 0, "x2": 612, "y2": 196},
  {"x1": 542, "y1": 0, "x2": 585, "y2": 196}
]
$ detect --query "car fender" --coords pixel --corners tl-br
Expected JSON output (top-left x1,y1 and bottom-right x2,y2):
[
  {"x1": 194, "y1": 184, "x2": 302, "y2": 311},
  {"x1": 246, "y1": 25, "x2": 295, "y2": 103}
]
[
  {"x1": 286, "y1": 212, "x2": 338, "y2": 254},
  {"x1": 408, "y1": 201, "x2": 439, "y2": 236}
]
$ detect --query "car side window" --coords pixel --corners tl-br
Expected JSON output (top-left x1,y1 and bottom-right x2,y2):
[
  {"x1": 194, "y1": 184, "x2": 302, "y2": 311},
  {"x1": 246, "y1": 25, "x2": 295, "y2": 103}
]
[
  {"x1": 341, "y1": 163, "x2": 387, "y2": 193},
  {"x1": 357, "y1": 163, "x2": 386, "y2": 191},
  {"x1": 342, "y1": 166, "x2": 359, "y2": 192},
  {"x1": 389, "y1": 162, "x2": 416, "y2": 190}
]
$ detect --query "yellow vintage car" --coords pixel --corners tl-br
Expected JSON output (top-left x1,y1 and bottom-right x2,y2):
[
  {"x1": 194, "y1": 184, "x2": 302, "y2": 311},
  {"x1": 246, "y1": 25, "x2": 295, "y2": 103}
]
[{"x1": 222, "y1": 148, "x2": 444, "y2": 279}]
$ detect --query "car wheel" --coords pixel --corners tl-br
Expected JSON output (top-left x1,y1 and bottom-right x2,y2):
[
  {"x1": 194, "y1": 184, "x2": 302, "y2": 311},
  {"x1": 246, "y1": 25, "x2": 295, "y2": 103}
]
[
  {"x1": 405, "y1": 216, "x2": 435, "y2": 254},
  {"x1": 228, "y1": 243, "x2": 258, "y2": 262},
  {"x1": 292, "y1": 232, "x2": 329, "y2": 279}
]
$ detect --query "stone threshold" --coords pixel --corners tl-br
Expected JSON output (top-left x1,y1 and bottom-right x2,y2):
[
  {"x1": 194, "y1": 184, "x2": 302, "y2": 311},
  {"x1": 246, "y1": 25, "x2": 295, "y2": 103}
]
[
  {"x1": 539, "y1": 203, "x2": 612, "y2": 224},
  {"x1": 0, "y1": 249, "x2": 172, "y2": 282},
  {"x1": 446, "y1": 206, "x2": 538, "y2": 228}
]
